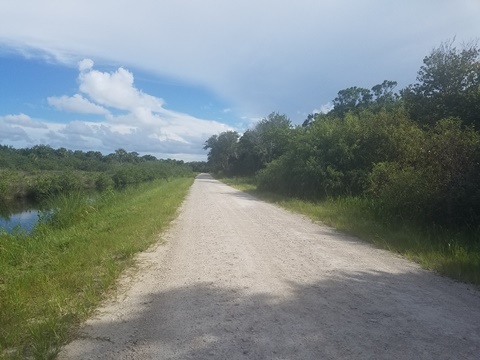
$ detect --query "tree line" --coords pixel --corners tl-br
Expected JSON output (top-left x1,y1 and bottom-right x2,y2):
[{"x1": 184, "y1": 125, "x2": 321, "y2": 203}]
[
  {"x1": 0, "y1": 146, "x2": 195, "y2": 203},
  {"x1": 204, "y1": 40, "x2": 480, "y2": 231}
]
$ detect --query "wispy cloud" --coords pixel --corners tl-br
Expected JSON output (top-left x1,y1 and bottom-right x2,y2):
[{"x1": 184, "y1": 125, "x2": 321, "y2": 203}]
[
  {"x1": 48, "y1": 94, "x2": 110, "y2": 114},
  {"x1": 0, "y1": 1, "x2": 478, "y2": 120},
  {"x1": 1, "y1": 113, "x2": 48, "y2": 128}
]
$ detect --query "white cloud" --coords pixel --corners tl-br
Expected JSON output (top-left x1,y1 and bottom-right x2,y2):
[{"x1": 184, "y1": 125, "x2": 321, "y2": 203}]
[
  {"x1": 79, "y1": 65, "x2": 164, "y2": 111},
  {"x1": 0, "y1": 62, "x2": 232, "y2": 160},
  {"x1": 312, "y1": 103, "x2": 334, "y2": 115},
  {"x1": 0, "y1": 120, "x2": 31, "y2": 143},
  {"x1": 0, "y1": 1, "x2": 478, "y2": 120},
  {"x1": 78, "y1": 58, "x2": 93, "y2": 72},
  {"x1": 61, "y1": 121, "x2": 96, "y2": 136},
  {"x1": 48, "y1": 94, "x2": 110, "y2": 114},
  {"x1": 0, "y1": 1, "x2": 479, "y2": 159},
  {"x1": 1, "y1": 113, "x2": 48, "y2": 128}
]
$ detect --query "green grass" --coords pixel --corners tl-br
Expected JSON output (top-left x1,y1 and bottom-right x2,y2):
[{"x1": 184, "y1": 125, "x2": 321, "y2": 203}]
[
  {"x1": 217, "y1": 175, "x2": 480, "y2": 286},
  {"x1": 0, "y1": 177, "x2": 194, "y2": 359}
]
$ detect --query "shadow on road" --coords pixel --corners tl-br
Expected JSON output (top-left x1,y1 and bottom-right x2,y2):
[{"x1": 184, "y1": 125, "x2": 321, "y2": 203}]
[{"x1": 65, "y1": 269, "x2": 480, "y2": 359}]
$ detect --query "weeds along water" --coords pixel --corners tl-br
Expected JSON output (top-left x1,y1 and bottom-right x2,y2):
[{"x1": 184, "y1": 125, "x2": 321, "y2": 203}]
[
  {"x1": 218, "y1": 176, "x2": 480, "y2": 287},
  {"x1": 0, "y1": 177, "x2": 194, "y2": 359}
]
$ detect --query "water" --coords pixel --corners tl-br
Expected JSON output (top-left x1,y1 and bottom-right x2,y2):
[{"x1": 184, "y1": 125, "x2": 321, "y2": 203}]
[
  {"x1": 0, "y1": 209, "x2": 41, "y2": 233},
  {"x1": 0, "y1": 199, "x2": 43, "y2": 233}
]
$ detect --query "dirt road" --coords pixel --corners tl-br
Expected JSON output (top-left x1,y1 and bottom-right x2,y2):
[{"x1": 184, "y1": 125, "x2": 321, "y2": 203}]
[{"x1": 59, "y1": 174, "x2": 480, "y2": 359}]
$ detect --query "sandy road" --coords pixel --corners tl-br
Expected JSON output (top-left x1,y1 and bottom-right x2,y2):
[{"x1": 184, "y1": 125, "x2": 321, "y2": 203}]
[{"x1": 59, "y1": 174, "x2": 480, "y2": 359}]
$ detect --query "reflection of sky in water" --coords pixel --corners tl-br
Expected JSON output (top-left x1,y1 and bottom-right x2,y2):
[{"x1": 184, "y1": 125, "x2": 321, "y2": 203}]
[{"x1": 0, "y1": 210, "x2": 40, "y2": 233}]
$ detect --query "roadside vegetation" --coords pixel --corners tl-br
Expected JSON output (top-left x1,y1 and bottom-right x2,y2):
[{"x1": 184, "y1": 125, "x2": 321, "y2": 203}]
[
  {"x1": 0, "y1": 177, "x2": 194, "y2": 359},
  {"x1": 218, "y1": 176, "x2": 480, "y2": 285},
  {"x1": 0, "y1": 146, "x2": 193, "y2": 205},
  {"x1": 206, "y1": 40, "x2": 480, "y2": 285},
  {"x1": 0, "y1": 146, "x2": 197, "y2": 358}
]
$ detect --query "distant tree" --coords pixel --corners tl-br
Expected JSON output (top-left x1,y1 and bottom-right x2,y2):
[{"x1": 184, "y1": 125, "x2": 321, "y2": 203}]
[
  {"x1": 31, "y1": 144, "x2": 55, "y2": 158},
  {"x1": 401, "y1": 39, "x2": 480, "y2": 127},
  {"x1": 371, "y1": 80, "x2": 399, "y2": 107},
  {"x1": 332, "y1": 86, "x2": 372, "y2": 116},
  {"x1": 113, "y1": 148, "x2": 137, "y2": 163},
  {"x1": 235, "y1": 129, "x2": 263, "y2": 175},
  {"x1": 187, "y1": 161, "x2": 209, "y2": 173},
  {"x1": 55, "y1": 147, "x2": 69, "y2": 158},
  {"x1": 230, "y1": 112, "x2": 293, "y2": 175},
  {"x1": 254, "y1": 112, "x2": 292, "y2": 165},
  {"x1": 203, "y1": 131, "x2": 239, "y2": 174},
  {"x1": 142, "y1": 154, "x2": 157, "y2": 161},
  {"x1": 331, "y1": 81, "x2": 400, "y2": 117},
  {"x1": 302, "y1": 113, "x2": 318, "y2": 127},
  {"x1": 86, "y1": 151, "x2": 104, "y2": 160}
]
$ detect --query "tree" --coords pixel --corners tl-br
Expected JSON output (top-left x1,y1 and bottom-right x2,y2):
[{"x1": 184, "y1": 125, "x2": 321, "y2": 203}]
[
  {"x1": 142, "y1": 154, "x2": 157, "y2": 161},
  {"x1": 302, "y1": 113, "x2": 318, "y2": 127},
  {"x1": 235, "y1": 129, "x2": 262, "y2": 175},
  {"x1": 203, "y1": 131, "x2": 239, "y2": 174},
  {"x1": 401, "y1": 39, "x2": 480, "y2": 127},
  {"x1": 257, "y1": 109, "x2": 415, "y2": 199},
  {"x1": 254, "y1": 112, "x2": 292, "y2": 165},
  {"x1": 371, "y1": 80, "x2": 399, "y2": 107},
  {"x1": 332, "y1": 86, "x2": 372, "y2": 116},
  {"x1": 331, "y1": 81, "x2": 400, "y2": 117}
]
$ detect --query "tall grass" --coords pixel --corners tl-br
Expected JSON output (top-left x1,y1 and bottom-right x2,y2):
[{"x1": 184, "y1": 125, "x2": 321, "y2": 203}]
[
  {"x1": 0, "y1": 177, "x2": 193, "y2": 359},
  {"x1": 218, "y1": 176, "x2": 480, "y2": 286}
]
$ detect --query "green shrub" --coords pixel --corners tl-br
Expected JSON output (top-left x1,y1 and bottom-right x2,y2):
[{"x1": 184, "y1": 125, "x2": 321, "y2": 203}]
[
  {"x1": 39, "y1": 192, "x2": 96, "y2": 230},
  {"x1": 370, "y1": 119, "x2": 480, "y2": 230},
  {"x1": 95, "y1": 173, "x2": 114, "y2": 191}
]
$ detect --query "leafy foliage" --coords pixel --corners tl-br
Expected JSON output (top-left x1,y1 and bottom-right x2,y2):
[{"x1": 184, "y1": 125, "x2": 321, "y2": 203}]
[
  {"x1": 203, "y1": 131, "x2": 240, "y2": 174},
  {"x1": 204, "y1": 40, "x2": 480, "y2": 234},
  {"x1": 204, "y1": 112, "x2": 293, "y2": 176},
  {"x1": 402, "y1": 39, "x2": 480, "y2": 128},
  {"x1": 370, "y1": 119, "x2": 480, "y2": 227},
  {"x1": 257, "y1": 109, "x2": 415, "y2": 198},
  {"x1": 330, "y1": 80, "x2": 400, "y2": 117},
  {"x1": 0, "y1": 146, "x2": 195, "y2": 203}
]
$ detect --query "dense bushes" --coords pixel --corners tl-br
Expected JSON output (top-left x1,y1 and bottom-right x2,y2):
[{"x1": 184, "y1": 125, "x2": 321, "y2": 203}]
[
  {"x1": 255, "y1": 114, "x2": 480, "y2": 230},
  {"x1": 370, "y1": 119, "x2": 480, "y2": 228},
  {"x1": 206, "y1": 41, "x2": 480, "y2": 234},
  {"x1": 0, "y1": 147, "x2": 195, "y2": 204},
  {"x1": 257, "y1": 109, "x2": 415, "y2": 198}
]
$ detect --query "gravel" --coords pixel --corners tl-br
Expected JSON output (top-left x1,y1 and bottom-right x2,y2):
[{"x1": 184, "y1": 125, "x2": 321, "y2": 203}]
[{"x1": 58, "y1": 174, "x2": 480, "y2": 359}]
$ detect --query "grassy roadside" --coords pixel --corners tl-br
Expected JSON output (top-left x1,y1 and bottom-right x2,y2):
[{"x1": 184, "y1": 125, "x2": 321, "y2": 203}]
[
  {"x1": 0, "y1": 177, "x2": 194, "y2": 359},
  {"x1": 217, "y1": 176, "x2": 480, "y2": 286}
]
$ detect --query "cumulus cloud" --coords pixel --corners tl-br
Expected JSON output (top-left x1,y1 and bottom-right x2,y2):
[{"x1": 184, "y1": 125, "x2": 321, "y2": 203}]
[
  {"x1": 60, "y1": 121, "x2": 96, "y2": 136},
  {"x1": 1, "y1": 62, "x2": 232, "y2": 160},
  {"x1": 48, "y1": 94, "x2": 110, "y2": 114},
  {"x1": 0, "y1": 114, "x2": 53, "y2": 146},
  {"x1": 78, "y1": 58, "x2": 93, "y2": 72},
  {"x1": 1, "y1": 1, "x2": 478, "y2": 120},
  {"x1": 1, "y1": 113, "x2": 48, "y2": 128},
  {"x1": 0, "y1": 120, "x2": 31, "y2": 143},
  {"x1": 2, "y1": 1, "x2": 478, "y2": 157},
  {"x1": 78, "y1": 61, "x2": 164, "y2": 112}
]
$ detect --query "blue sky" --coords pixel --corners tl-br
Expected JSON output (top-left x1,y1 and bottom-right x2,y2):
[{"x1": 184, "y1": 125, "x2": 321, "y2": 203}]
[
  {"x1": 0, "y1": 55, "x2": 233, "y2": 124},
  {"x1": 0, "y1": 0, "x2": 479, "y2": 161}
]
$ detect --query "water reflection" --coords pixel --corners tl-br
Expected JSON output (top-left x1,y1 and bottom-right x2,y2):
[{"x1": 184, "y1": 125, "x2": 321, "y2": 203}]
[
  {"x1": 0, "y1": 200, "x2": 41, "y2": 233},
  {"x1": 0, "y1": 209, "x2": 40, "y2": 233}
]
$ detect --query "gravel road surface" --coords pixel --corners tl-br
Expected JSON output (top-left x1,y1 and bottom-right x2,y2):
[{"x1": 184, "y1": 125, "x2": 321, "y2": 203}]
[{"x1": 59, "y1": 174, "x2": 480, "y2": 359}]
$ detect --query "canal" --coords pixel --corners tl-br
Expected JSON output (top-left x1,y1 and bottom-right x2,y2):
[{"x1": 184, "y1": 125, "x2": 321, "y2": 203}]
[{"x1": 0, "y1": 201, "x2": 42, "y2": 233}]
